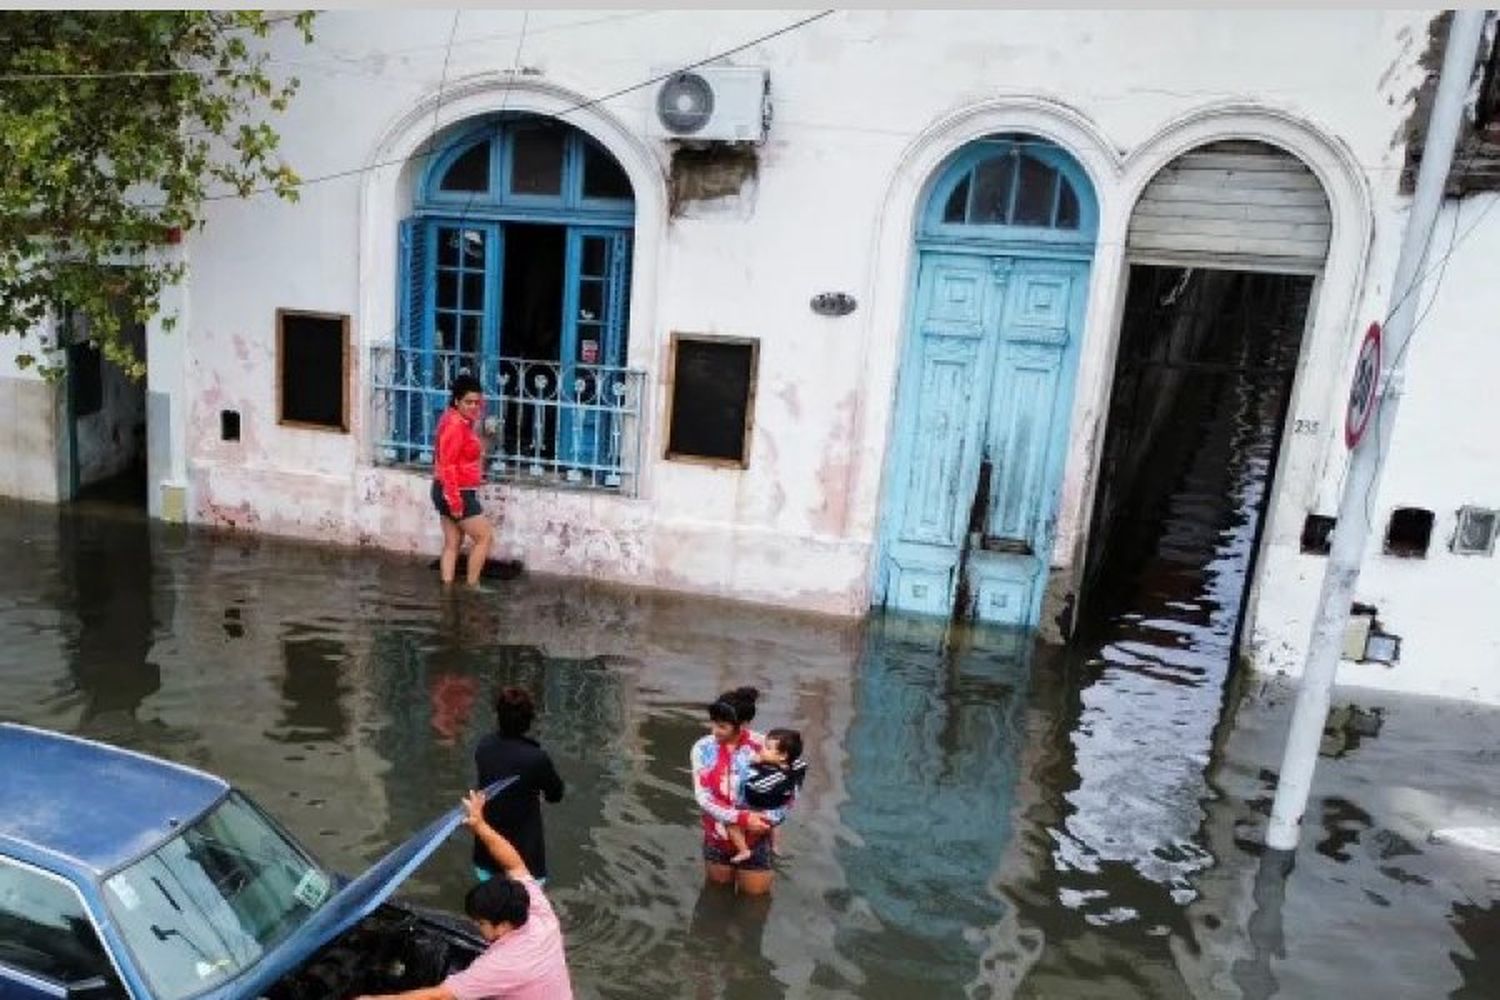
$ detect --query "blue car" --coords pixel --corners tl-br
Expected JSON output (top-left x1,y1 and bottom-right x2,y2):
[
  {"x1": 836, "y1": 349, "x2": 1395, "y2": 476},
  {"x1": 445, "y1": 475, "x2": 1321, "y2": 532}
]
[{"x1": 0, "y1": 723, "x2": 490, "y2": 1000}]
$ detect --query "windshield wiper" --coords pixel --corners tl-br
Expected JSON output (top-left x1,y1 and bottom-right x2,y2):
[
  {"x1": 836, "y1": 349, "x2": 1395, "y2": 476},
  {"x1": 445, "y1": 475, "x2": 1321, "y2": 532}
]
[
  {"x1": 150, "y1": 923, "x2": 212, "y2": 964},
  {"x1": 151, "y1": 876, "x2": 182, "y2": 913}
]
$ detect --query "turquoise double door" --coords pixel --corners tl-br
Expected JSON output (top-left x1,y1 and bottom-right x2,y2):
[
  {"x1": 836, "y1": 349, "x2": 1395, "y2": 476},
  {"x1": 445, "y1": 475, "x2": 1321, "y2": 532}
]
[{"x1": 878, "y1": 251, "x2": 1090, "y2": 628}]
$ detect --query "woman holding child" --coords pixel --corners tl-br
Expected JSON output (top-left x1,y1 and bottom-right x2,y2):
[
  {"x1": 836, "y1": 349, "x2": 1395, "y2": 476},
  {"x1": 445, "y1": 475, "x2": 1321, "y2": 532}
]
[{"x1": 690, "y1": 687, "x2": 803, "y2": 896}]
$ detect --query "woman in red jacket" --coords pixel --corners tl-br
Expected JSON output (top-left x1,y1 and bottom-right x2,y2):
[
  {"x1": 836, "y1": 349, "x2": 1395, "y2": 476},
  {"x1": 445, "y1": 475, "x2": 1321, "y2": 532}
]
[{"x1": 432, "y1": 374, "x2": 494, "y2": 586}]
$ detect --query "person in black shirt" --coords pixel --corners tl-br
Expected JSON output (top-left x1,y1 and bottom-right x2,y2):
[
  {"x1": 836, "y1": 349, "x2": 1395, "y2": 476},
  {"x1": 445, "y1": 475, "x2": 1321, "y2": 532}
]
[{"x1": 473, "y1": 687, "x2": 565, "y2": 884}]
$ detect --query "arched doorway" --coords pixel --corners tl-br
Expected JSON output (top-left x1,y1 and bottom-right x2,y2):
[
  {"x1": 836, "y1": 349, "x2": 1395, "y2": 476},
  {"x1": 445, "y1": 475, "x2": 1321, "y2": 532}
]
[
  {"x1": 1080, "y1": 139, "x2": 1332, "y2": 640},
  {"x1": 876, "y1": 136, "x2": 1100, "y2": 628},
  {"x1": 389, "y1": 113, "x2": 637, "y2": 486}
]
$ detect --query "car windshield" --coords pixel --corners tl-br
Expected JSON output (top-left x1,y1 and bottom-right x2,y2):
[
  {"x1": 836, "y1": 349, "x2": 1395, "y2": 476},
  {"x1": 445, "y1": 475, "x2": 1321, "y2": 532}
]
[{"x1": 102, "y1": 791, "x2": 334, "y2": 1000}]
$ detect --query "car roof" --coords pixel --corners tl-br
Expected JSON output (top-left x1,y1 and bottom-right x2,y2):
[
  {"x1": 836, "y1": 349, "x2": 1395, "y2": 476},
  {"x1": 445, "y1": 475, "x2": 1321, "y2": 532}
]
[{"x1": 0, "y1": 723, "x2": 228, "y2": 877}]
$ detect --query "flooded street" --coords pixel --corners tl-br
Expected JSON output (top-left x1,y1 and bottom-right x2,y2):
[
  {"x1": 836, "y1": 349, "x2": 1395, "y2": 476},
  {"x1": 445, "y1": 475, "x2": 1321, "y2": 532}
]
[{"x1": 2, "y1": 496, "x2": 1498, "y2": 998}]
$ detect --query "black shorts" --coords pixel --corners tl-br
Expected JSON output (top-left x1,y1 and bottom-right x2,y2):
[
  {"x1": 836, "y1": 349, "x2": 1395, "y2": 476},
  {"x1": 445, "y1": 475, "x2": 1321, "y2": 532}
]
[
  {"x1": 702, "y1": 834, "x2": 772, "y2": 871},
  {"x1": 432, "y1": 480, "x2": 482, "y2": 521}
]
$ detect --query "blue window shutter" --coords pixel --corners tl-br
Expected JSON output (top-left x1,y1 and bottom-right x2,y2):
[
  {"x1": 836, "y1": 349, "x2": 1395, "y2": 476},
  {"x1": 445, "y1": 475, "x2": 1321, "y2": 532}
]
[
  {"x1": 397, "y1": 217, "x2": 430, "y2": 350},
  {"x1": 395, "y1": 218, "x2": 435, "y2": 460},
  {"x1": 605, "y1": 232, "x2": 632, "y2": 366}
]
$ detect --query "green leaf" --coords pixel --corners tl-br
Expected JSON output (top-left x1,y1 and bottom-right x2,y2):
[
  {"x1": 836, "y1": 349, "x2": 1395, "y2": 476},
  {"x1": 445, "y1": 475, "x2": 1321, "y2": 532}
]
[{"x1": 0, "y1": 10, "x2": 316, "y2": 378}]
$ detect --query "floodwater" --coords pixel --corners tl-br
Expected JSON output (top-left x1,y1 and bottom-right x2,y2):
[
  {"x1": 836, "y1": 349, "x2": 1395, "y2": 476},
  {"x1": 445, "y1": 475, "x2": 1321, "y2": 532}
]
[{"x1": 2, "y1": 487, "x2": 1498, "y2": 998}]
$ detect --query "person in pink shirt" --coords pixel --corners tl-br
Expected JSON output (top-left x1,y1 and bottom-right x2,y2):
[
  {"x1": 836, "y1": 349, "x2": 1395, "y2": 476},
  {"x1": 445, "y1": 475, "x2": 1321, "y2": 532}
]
[{"x1": 354, "y1": 790, "x2": 573, "y2": 1000}]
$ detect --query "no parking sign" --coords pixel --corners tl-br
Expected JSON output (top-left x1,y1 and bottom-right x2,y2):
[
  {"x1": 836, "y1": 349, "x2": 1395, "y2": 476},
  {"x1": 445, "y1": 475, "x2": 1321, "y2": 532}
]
[{"x1": 1345, "y1": 322, "x2": 1382, "y2": 450}]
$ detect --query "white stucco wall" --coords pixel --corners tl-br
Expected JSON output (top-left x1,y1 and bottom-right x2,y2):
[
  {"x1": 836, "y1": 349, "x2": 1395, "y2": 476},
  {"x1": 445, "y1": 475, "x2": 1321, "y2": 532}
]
[
  {"x1": 1251, "y1": 193, "x2": 1500, "y2": 704},
  {"x1": 109, "y1": 9, "x2": 1499, "y2": 699},
  {"x1": 0, "y1": 320, "x2": 64, "y2": 503}
]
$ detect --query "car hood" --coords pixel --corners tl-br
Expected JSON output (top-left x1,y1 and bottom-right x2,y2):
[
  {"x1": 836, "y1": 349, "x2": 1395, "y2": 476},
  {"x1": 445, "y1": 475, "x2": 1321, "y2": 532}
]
[{"x1": 202, "y1": 778, "x2": 512, "y2": 1000}]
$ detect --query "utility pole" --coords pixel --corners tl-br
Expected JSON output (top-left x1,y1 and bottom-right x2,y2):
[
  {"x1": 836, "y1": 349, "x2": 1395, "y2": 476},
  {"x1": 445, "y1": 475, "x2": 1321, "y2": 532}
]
[{"x1": 1265, "y1": 8, "x2": 1489, "y2": 852}]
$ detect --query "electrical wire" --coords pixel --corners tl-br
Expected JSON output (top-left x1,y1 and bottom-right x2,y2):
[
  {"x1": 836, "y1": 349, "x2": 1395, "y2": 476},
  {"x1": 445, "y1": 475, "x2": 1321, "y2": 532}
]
[
  {"x1": 169, "y1": 9, "x2": 836, "y2": 206},
  {"x1": 428, "y1": 11, "x2": 461, "y2": 153},
  {"x1": 0, "y1": 11, "x2": 1445, "y2": 181},
  {"x1": 306, "y1": 9, "x2": 656, "y2": 63},
  {"x1": 1352, "y1": 127, "x2": 1499, "y2": 525}
]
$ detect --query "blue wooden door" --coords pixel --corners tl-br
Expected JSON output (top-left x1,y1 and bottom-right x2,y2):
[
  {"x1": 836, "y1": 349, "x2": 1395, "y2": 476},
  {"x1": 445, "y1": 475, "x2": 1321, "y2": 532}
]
[{"x1": 879, "y1": 252, "x2": 1089, "y2": 628}]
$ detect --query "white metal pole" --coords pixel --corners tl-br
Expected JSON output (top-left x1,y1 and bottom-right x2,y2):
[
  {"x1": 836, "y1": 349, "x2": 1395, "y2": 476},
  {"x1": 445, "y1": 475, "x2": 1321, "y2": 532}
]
[{"x1": 1265, "y1": 8, "x2": 1488, "y2": 852}]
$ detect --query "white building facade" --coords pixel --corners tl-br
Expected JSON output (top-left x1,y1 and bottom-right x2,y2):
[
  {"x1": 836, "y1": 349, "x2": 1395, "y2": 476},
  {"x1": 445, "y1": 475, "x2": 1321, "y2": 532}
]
[{"x1": 5, "y1": 9, "x2": 1500, "y2": 702}]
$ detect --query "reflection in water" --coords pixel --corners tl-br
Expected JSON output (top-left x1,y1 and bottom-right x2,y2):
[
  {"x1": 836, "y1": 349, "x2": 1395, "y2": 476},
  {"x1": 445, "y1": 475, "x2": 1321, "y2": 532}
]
[
  {"x1": 1449, "y1": 900, "x2": 1500, "y2": 998},
  {"x1": 0, "y1": 498, "x2": 1497, "y2": 998},
  {"x1": 1063, "y1": 367, "x2": 1280, "y2": 908},
  {"x1": 684, "y1": 888, "x2": 776, "y2": 1000},
  {"x1": 1229, "y1": 851, "x2": 1294, "y2": 1000},
  {"x1": 277, "y1": 634, "x2": 350, "y2": 742},
  {"x1": 837, "y1": 619, "x2": 1030, "y2": 997},
  {"x1": 58, "y1": 508, "x2": 163, "y2": 726}
]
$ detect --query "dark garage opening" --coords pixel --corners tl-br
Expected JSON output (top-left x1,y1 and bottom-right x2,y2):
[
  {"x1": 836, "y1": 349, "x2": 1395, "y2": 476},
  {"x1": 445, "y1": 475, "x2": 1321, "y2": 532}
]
[
  {"x1": 1078, "y1": 265, "x2": 1314, "y2": 655},
  {"x1": 69, "y1": 317, "x2": 148, "y2": 508}
]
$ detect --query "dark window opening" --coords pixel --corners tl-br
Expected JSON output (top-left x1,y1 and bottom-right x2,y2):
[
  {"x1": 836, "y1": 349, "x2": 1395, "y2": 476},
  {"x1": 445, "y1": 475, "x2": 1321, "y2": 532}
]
[
  {"x1": 1056, "y1": 180, "x2": 1081, "y2": 228},
  {"x1": 969, "y1": 155, "x2": 1014, "y2": 224},
  {"x1": 1012, "y1": 153, "x2": 1058, "y2": 226},
  {"x1": 67, "y1": 341, "x2": 103, "y2": 417},
  {"x1": 439, "y1": 141, "x2": 490, "y2": 193},
  {"x1": 221, "y1": 409, "x2": 241, "y2": 442},
  {"x1": 1384, "y1": 506, "x2": 1434, "y2": 558},
  {"x1": 666, "y1": 335, "x2": 759, "y2": 467},
  {"x1": 497, "y1": 224, "x2": 567, "y2": 461},
  {"x1": 944, "y1": 148, "x2": 1081, "y2": 229},
  {"x1": 582, "y1": 139, "x2": 633, "y2": 201},
  {"x1": 1301, "y1": 514, "x2": 1337, "y2": 555},
  {"x1": 277, "y1": 310, "x2": 349, "y2": 432},
  {"x1": 501, "y1": 224, "x2": 567, "y2": 363},
  {"x1": 509, "y1": 123, "x2": 566, "y2": 197},
  {"x1": 943, "y1": 175, "x2": 971, "y2": 223}
]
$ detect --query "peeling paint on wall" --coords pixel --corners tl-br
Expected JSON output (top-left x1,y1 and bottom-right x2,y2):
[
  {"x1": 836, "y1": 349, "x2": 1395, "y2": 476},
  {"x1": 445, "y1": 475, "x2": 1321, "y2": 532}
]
[
  {"x1": 668, "y1": 144, "x2": 760, "y2": 219},
  {"x1": 1396, "y1": 11, "x2": 1500, "y2": 195},
  {"x1": 809, "y1": 391, "x2": 857, "y2": 537}
]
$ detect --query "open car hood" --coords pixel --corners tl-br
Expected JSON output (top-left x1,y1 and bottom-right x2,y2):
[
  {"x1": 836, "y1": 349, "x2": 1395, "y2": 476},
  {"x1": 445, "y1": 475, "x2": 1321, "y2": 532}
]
[{"x1": 203, "y1": 778, "x2": 512, "y2": 1000}]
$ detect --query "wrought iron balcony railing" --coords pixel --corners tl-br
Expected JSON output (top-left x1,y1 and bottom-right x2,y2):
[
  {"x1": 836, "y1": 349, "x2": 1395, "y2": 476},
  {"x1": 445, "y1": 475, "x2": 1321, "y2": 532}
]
[{"x1": 369, "y1": 346, "x2": 646, "y2": 496}]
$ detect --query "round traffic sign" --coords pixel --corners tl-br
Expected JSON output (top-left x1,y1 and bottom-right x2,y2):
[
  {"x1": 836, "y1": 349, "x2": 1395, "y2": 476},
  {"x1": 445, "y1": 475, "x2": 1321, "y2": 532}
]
[{"x1": 1345, "y1": 322, "x2": 1382, "y2": 449}]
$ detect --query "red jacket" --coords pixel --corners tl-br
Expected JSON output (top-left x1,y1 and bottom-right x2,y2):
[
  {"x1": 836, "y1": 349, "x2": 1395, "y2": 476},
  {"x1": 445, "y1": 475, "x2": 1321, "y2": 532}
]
[{"x1": 434, "y1": 407, "x2": 483, "y2": 513}]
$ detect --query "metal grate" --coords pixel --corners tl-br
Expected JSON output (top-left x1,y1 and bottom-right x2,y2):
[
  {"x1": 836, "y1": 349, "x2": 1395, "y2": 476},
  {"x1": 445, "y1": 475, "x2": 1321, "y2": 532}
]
[{"x1": 369, "y1": 345, "x2": 646, "y2": 496}]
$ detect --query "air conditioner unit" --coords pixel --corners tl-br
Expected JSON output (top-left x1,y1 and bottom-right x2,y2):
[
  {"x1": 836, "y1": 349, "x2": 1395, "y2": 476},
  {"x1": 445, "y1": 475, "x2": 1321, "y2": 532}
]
[{"x1": 648, "y1": 66, "x2": 769, "y2": 143}]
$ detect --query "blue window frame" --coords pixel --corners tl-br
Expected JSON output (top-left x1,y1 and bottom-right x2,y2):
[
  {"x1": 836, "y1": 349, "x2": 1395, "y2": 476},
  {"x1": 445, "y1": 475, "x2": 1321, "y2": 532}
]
[
  {"x1": 921, "y1": 137, "x2": 1098, "y2": 253},
  {"x1": 419, "y1": 114, "x2": 634, "y2": 223},
  {"x1": 380, "y1": 115, "x2": 642, "y2": 491}
]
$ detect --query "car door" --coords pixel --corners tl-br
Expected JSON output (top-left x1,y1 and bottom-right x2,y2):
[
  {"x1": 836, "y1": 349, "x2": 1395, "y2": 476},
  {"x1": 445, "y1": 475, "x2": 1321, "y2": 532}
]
[{"x1": 0, "y1": 858, "x2": 127, "y2": 999}]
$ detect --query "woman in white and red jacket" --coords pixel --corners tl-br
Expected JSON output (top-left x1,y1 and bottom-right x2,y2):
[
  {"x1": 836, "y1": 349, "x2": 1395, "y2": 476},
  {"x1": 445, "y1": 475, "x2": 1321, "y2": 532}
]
[
  {"x1": 690, "y1": 687, "x2": 789, "y2": 896},
  {"x1": 432, "y1": 374, "x2": 493, "y2": 586}
]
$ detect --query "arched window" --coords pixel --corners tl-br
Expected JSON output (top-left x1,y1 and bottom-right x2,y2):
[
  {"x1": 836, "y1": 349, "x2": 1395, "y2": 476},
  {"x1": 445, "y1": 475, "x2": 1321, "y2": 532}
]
[
  {"x1": 922, "y1": 137, "x2": 1096, "y2": 243},
  {"x1": 419, "y1": 116, "x2": 634, "y2": 213},
  {"x1": 379, "y1": 115, "x2": 642, "y2": 491}
]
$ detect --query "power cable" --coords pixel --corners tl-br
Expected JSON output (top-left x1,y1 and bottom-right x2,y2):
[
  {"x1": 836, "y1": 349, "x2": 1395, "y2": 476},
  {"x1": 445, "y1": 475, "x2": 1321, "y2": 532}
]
[
  {"x1": 1353, "y1": 124, "x2": 1498, "y2": 525},
  {"x1": 306, "y1": 9, "x2": 656, "y2": 63},
  {"x1": 177, "y1": 10, "x2": 835, "y2": 205}
]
